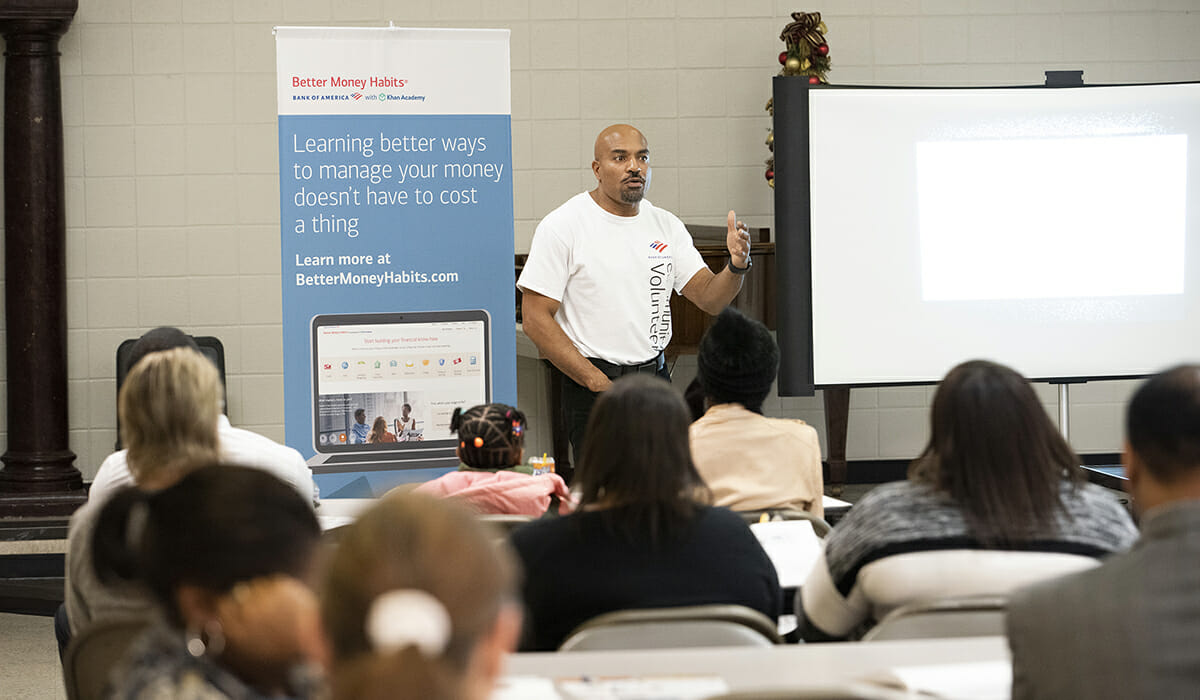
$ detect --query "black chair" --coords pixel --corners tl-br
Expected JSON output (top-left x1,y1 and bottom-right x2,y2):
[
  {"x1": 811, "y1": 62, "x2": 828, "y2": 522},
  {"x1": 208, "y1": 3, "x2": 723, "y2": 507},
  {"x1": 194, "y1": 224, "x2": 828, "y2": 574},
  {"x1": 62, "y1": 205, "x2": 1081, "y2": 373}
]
[{"x1": 114, "y1": 335, "x2": 226, "y2": 450}]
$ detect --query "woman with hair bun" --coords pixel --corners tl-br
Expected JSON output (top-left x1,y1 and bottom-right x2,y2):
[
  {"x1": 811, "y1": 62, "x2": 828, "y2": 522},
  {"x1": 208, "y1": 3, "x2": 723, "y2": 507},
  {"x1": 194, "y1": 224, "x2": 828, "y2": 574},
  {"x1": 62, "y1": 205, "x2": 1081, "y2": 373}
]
[
  {"x1": 322, "y1": 491, "x2": 522, "y2": 700},
  {"x1": 413, "y1": 402, "x2": 573, "y2": 517},
  {"x1": 93, "y1": 464, "x2": 325, "y2": 699}
]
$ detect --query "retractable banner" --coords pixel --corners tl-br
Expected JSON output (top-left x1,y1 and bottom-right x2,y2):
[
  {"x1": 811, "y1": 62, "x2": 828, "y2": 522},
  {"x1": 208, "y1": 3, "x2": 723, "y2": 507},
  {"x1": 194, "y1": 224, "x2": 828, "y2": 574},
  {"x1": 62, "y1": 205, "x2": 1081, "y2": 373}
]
[{"x1": 275, "y1": 27, "x2": 515, "y2": 498}]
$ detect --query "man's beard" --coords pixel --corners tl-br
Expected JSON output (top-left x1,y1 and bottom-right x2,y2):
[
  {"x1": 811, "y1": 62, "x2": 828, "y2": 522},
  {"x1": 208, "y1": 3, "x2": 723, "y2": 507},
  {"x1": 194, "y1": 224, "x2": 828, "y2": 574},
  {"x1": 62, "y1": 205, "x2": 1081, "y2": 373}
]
[{"x1": 620, "y1": 188, "x2": 644, "y2": 204}]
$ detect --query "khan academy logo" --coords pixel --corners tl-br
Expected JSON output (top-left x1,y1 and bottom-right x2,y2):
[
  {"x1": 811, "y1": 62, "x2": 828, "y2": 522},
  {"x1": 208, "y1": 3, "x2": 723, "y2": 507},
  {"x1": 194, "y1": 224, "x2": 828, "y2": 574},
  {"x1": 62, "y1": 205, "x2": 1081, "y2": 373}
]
[{"x1": 649, "y1": 241, "x2": 668, "y2": 253}]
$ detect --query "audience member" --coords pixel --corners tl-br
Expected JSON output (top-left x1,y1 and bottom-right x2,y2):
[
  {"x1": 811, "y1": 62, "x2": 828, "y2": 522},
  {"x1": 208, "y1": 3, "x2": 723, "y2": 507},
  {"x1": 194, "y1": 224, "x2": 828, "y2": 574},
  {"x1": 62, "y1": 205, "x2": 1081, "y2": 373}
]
[
  {"x1": 322, "y1": 491, "x2": 521, "y2": 700},
  {"x1": 1007, "y1": 365, "x2": 1200, "y2": 698},
  {"x1": 88, "y1": 326, "x2": 316, "y2": 504},
  {"x1": 799, "y1": 360, "x2": 1138, "y2": 641},
  {"x1": 367, "y1": 415, "x2": 398, "y2": 443},
  {"x1": 511, "y1": 375, "x2": 781, "y2": 651},
  {"x1": 689, "y1": 307, "x2": 824, "y2": 515},
  {"x1": 93, "y1": 465, "x2": 324, "y2": 699},
  {"x1": 413, "y1": 403, "x2": 573, "y2": 517},
  {"x1": 66, "y1": 347, "x2": 222, "y2": 638}
]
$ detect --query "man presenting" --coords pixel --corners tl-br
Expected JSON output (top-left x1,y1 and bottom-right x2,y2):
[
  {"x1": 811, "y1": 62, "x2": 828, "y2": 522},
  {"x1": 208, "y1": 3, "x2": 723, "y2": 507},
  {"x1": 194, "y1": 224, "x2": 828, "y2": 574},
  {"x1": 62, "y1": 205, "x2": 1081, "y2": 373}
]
[{"x1": 518, "y1": 124, "x2": 752, "y2": 475}]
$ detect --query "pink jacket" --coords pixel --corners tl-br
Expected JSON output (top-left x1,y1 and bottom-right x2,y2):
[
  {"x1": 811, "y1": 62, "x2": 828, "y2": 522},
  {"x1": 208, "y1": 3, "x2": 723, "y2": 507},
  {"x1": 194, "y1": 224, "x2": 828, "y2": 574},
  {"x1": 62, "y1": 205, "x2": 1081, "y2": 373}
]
[{"x1": 415, "y1": 469, "x2": 575, "y2": 517}]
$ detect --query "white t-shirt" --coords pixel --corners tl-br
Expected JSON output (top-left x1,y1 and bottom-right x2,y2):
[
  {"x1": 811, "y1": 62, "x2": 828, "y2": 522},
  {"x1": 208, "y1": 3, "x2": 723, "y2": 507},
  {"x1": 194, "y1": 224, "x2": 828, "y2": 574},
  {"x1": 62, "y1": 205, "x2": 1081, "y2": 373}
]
[
  {"x1": 87, "y1": 415, "x2": 317, "y2": 505},
  {"x1": 517, "y1": 193, "x2": 707, "y2": 365}
]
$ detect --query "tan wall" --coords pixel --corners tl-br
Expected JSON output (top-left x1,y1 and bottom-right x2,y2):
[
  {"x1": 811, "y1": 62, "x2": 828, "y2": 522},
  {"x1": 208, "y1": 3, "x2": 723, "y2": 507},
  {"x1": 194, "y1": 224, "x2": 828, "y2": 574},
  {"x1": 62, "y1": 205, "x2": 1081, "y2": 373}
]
[{"x1": 7, "y1": 0, "x2": 1195, "y2": 476}]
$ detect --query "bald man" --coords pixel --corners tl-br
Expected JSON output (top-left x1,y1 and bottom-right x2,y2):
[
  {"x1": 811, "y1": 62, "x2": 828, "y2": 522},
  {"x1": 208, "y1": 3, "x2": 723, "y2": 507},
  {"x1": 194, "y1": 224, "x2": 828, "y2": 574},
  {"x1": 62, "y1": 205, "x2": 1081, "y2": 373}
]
[{"x1": 517, "y1": 124, "x2": 751, "y2": 477}]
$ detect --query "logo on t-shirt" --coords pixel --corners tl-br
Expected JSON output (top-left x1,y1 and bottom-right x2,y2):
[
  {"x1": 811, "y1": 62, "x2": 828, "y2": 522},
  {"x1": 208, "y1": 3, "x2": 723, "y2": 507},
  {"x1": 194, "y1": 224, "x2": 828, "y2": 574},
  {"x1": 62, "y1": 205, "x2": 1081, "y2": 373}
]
[{"x1": 649, "y1": 240, "x2": 668, "y2": 253}]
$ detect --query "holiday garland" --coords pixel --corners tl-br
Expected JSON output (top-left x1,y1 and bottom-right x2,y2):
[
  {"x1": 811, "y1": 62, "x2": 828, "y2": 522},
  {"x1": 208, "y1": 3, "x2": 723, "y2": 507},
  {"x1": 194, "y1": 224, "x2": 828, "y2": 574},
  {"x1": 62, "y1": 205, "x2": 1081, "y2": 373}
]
[{"x1": 766, "y1": 11, "x2": 830, "y2": 188}]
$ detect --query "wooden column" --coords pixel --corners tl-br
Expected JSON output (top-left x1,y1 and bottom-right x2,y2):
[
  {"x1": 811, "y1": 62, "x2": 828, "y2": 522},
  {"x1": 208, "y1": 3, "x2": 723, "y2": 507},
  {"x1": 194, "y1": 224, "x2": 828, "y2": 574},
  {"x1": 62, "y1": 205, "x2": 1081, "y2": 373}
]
[
  {"x1": 823, "y1": 387, "x2": 850, "y2": 496},
  {"x1": 0, "y1": 0, "x2": 83, "y2": 514}
]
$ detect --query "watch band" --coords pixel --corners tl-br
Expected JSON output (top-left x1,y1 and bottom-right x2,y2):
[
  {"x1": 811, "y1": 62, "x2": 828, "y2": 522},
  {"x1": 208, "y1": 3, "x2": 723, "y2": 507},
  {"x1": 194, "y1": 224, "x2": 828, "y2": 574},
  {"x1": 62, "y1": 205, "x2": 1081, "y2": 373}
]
[{"x1": 727, "y1": 256, "x2": 752, "y2": 275}]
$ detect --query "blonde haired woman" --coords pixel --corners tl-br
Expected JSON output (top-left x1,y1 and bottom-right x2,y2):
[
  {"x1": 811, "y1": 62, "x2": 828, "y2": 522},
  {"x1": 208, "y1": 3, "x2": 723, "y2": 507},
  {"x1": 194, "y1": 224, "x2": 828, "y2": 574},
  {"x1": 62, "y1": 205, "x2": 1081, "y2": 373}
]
[{"x1": 65, "y1": 347, "x2": 223, "y2": 634}]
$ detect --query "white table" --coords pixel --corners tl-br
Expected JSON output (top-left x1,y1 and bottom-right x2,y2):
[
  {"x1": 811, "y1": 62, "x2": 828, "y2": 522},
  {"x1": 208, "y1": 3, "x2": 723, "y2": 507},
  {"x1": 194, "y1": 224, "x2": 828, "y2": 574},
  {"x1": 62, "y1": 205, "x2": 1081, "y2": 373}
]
[{"x1": 504, "y1": 636, "x2": 1011, "y2": 696}]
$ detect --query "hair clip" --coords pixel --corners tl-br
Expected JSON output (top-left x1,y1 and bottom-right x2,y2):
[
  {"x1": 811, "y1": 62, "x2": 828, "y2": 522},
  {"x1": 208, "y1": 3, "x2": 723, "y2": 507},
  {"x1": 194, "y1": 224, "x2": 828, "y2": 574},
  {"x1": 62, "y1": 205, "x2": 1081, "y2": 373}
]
[
  {"x1": 474, "y1": 437, "x2": 484, "y2": 447},
  {"x1": 459, "y1": 441, "x2": 465, "y2": 449},
  {"x1": 365, "y1": 589, "x2": 451, "y2": 657},
  {"x1": 511, "y1": 422, "x2": 524, "y2": 436}
]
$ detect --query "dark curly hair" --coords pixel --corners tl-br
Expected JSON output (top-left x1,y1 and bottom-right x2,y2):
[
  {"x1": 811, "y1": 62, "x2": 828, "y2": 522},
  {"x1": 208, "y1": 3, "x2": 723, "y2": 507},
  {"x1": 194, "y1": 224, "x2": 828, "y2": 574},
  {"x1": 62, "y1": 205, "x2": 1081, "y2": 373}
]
[{"x1": 449, "y1": 403, "x2": 526, "y2": 469}]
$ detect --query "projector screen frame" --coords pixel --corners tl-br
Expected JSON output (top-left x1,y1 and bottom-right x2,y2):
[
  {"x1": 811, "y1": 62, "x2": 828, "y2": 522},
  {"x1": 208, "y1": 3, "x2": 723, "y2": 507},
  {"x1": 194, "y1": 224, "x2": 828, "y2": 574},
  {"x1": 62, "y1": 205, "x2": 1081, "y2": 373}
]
[{"x1": 772, "y1": 77, "x2": 1199, "y2": 396}]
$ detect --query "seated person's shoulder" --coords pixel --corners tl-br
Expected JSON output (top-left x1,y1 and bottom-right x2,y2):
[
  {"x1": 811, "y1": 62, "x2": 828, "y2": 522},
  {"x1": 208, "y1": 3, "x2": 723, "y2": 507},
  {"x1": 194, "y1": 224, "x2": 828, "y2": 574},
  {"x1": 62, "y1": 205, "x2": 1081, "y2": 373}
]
[{"x1": 1057, "y1": 482, "x2": 1138, "y2": 548}]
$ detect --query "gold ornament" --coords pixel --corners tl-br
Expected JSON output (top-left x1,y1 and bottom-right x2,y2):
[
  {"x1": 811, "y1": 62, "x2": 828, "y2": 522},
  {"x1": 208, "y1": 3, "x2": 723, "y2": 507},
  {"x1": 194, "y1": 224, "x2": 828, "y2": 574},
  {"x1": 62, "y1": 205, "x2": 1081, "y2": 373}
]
[
  {"x1": 800, "y1": 58, "x2": 811, "y2": 71},
  {"x1": 785, "y1": 56, "x2": 801, "y2": 72},
  {"x1": 765, "y1": 132, "x2": 774, "y2": 147}
]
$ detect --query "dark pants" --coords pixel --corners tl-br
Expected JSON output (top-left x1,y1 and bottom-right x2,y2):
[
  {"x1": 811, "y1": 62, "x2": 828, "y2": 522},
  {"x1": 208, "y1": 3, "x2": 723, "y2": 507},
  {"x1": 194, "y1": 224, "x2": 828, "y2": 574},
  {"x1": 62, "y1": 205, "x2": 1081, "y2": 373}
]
[{"x1": 560, "y1": 353, "x2": 669, "y2": 483}]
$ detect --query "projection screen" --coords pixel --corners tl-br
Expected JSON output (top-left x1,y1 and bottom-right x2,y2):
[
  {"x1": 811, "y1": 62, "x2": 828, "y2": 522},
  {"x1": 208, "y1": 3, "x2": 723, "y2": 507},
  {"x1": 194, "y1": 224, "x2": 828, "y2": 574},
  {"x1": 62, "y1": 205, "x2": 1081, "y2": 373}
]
[{"x1": 773, "y1": 80, "x2": 1200, "y2": 394}]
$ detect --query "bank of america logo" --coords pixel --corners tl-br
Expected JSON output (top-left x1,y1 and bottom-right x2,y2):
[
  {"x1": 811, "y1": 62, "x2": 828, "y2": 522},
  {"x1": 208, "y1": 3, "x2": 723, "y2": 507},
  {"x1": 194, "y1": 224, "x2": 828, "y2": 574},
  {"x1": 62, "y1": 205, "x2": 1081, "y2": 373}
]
[
  {"x1": 649, "y1": 241, "x2": 668, "y2": 252},
  {"x1": 351, "y1": 92, "x2": 364, "y2": 100}
]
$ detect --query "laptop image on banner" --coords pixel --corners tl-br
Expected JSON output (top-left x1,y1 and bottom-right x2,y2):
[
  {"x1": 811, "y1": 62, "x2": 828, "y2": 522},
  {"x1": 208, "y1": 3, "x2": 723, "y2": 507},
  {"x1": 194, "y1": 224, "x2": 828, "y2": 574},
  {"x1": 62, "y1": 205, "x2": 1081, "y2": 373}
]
[{"x1": 306, "y1": 310, "x2": 491, "y2": 474}]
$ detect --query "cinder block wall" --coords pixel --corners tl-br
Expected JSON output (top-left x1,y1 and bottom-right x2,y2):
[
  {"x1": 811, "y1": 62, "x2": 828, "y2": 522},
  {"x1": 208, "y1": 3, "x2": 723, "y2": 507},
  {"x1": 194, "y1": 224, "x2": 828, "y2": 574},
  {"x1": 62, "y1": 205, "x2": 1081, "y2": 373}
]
[{"x1": 9, "y1": 0, "x2": 1194, "y2": 477}]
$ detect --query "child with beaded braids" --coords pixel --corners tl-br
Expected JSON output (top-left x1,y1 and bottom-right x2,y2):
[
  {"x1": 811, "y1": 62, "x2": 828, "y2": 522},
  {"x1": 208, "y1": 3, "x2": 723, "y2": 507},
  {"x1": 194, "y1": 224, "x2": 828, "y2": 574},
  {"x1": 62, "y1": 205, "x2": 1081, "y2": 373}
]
[{"x1": 413, "y1": 403, "x2": 574, "y2": 517}]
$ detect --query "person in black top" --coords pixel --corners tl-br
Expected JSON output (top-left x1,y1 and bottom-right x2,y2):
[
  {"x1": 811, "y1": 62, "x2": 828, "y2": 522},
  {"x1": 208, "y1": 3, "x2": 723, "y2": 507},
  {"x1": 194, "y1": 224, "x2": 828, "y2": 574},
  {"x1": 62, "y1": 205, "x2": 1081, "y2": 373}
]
[{"x1": 510, "y1": 374, "x2": 781, "y2": 651}]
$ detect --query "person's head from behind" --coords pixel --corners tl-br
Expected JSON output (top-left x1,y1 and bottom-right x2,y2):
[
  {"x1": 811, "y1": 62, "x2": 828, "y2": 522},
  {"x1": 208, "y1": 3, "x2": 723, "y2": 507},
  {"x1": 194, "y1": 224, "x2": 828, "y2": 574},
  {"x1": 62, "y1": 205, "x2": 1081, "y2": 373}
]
[
  {"x1": 697, "y1": 306, "x2": 780, "y2": 415},
  {"x1": 578, "y1": 375, "x2": 710, "y2": 541},
  {"x1": 1124, "y1": 365, "x2": 1200, "y2": 512},
  {"x1": 322, "y1": 492, "x2": 520, "y2": 700},
  {"x1": 911, "y1": 360, "x2": 1079, "y2": 545},
  {"x1": 450, "y1": 403, "x2": 526, "y2": 469},
  {"x1": 94, "y1": 464, "x2": 323, "y2": 694},
  {"x1": 125, "y1": 326, "x2": 202, "y2": 375},
  {"x1": 120, "y1": 346, "x2": 222, "y2": 488}
]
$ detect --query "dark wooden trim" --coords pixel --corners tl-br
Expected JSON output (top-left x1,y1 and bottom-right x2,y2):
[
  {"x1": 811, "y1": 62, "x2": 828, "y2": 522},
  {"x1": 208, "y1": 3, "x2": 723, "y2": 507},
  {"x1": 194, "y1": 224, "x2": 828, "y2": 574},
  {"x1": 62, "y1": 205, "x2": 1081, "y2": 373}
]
[{"x1": 0, "y1": 0, "x2": 85, "y2": 514}]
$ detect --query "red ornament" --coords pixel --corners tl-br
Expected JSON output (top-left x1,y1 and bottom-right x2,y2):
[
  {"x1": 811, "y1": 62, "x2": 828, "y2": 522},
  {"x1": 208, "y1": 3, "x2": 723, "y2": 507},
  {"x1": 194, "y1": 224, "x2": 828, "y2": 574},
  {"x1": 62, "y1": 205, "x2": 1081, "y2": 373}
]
[
  {"x1": 765, "y1": 169, "x2": 775, "y2": 181},
  {"x1": 808, "y1": 76, "x2": 820, "y2": 85},
  {"x1": 816, "y1": 43, "x2": 829, "y2": 56},
  {"x1": 778, "y1": 51, "x2": 788, "y2": 65}
]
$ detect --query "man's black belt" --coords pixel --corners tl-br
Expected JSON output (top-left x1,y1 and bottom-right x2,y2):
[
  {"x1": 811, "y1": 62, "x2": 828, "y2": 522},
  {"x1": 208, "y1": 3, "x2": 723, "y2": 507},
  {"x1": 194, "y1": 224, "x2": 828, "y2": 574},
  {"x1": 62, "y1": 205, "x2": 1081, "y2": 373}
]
[{"x1": 587, "y1": 352, "x2": 665, "y2": 380}]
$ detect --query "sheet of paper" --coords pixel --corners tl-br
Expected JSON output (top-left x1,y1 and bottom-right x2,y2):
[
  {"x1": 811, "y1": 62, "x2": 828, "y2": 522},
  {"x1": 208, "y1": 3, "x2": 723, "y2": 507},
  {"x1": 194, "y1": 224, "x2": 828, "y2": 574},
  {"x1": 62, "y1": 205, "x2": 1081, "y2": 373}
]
[
  {"x1": 750, "y1": 519, "x2": 822, "y2": 588},
  {"x1": 864, "y1": 660, "x2": 1012, "y2": 700},
  {"x1": 557, "y1": 675, "x2": 729, "y2": 700},
  {"x1": 492, "y1": 675, "x2": 563, "y2": 700}
]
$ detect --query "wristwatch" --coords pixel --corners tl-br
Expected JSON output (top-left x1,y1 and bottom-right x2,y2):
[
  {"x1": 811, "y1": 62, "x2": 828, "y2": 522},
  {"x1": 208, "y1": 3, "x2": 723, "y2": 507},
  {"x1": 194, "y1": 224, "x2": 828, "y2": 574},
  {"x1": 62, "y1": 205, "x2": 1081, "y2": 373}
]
[{"x1": 727, "y1": 255, "x2": 752, "y2": 275}]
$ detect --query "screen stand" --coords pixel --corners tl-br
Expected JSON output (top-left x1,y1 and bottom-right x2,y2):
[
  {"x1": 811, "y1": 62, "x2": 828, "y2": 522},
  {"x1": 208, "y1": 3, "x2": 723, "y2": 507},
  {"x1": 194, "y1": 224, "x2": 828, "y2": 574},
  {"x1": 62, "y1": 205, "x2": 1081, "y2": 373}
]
[
  {"x1": 1051, "y1": 380, "x2": 1084, "y2": 442},
  {"x1": 1057, "y1": 383, "x2": 1070, "y2": 441}
]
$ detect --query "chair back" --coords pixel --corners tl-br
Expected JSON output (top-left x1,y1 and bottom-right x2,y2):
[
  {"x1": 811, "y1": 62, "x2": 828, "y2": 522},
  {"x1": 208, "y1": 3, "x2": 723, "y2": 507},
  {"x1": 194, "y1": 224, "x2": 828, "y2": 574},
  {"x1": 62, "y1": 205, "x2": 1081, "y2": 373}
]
[
  {"x1": 738, "y1": 508, "x2": 831, "y2": 537},
  {"x1": 114, "y1": 334, "x2": 226, "y2": 450},
  {"x1": 63, "y1": 616, "x2": 152, "y2": 700},
  {"x1": 558, "y1": 604, "x2": 782, "y2": 652},
  {"x1": 861, "y1": 596, "x2": 1007, "y2": 642}
]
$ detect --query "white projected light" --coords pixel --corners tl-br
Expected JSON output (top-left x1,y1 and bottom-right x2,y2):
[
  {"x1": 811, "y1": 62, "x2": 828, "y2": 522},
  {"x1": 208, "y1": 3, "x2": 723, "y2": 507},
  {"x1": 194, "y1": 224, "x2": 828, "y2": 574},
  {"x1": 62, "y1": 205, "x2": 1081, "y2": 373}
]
[
  {"x1": 917, "y1": 134, "x2": 1187, "y2": 301},
  {"x1": 804, "y1": 83, "x2": 1200, "y2": 386}
]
